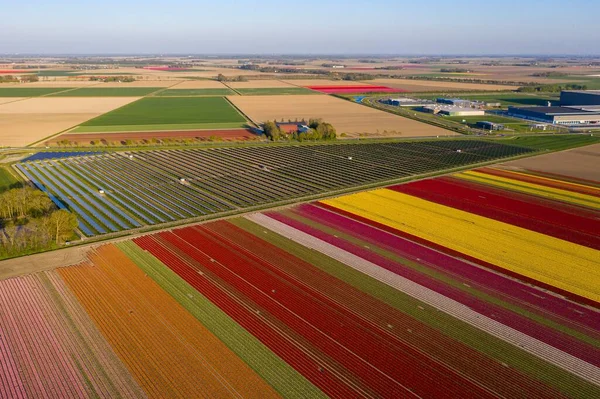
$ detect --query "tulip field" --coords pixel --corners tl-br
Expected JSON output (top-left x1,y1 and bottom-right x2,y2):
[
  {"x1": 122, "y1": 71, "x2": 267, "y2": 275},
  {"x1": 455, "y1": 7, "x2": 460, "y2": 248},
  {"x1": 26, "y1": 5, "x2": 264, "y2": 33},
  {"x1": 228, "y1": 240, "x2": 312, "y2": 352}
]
[
  {"x1": 1, "y1": 162, "x2": 599, "y2": 398},
  {"x1": 15, "y1": 140, "x2": 534, "y2": 236}
]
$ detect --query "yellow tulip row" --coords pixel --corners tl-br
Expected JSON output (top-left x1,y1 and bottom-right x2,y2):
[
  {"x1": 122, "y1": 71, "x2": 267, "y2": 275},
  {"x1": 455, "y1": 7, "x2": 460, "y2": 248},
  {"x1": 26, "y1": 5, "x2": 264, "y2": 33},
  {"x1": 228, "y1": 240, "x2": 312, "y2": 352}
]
[
  {"x1": 497, "y1": 169, "x2": 600, "y2": 195},
  {"x1": 322, "y1": 189, "x2": 600, "y2": 303},
  {"x1": 454, "y1": 171, "x2": 600, "y2": 210}
]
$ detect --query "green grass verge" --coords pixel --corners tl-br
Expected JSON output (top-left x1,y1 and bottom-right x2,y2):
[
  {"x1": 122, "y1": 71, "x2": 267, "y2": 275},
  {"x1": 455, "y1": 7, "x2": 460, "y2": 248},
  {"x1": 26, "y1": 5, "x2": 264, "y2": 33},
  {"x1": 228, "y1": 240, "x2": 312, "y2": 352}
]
[
  {"x1": 0, "y1": 87, "x2": 71, "y2": 97},
  {"x1": 413, "y1": 92, "x2": 558, "y2": 107},
  {"x1": 35, "y1": 70, "x2": 80, "y2": 77},
  {"x1": 496, "y1": 135, "x2": 600, "y2": 151},
  {"x1": 70, "y1": 122, "x2": 247, "y2": 133},
  {"x1": 80, "y1": 97, "x2": 247, "y2": 126},
  {"x1": 0, "y1": 167, "x2": 21, "y2": 192},
  {"x1": 231, "y1": 217, "x2": 600, "y2": 399},
  {"x1": 236, "y1": 87, "x2": 318, "y2": 96},
  {"x1": 117, "y1": 241, "x2": 326, "y2": 399},
  {"x1": 155, "y1": 88, "x2": 236, "y2": 97},
  {"x1": 48, "y1": 87, "x2": 162, "y2": 97}
]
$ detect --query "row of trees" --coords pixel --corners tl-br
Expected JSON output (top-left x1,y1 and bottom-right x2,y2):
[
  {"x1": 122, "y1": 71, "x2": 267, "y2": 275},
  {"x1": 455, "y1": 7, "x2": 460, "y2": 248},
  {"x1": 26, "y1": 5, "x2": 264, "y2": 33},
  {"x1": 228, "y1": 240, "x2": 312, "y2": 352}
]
[
  {"x1": 217, "y1": 73, "x2": 247, "y2": 82},
  {"x1": 89, "y1": 75, "x2": 135, "y2": 82},
  {"x1": 0, "y1": 187, "x2": 78, "y2": 258},
  {"x1": 518, "y1": 83, "x2": 587, "y2": 93},
  {"x1": 0, "y1": 74, "x2": 38, "y2": 83}
]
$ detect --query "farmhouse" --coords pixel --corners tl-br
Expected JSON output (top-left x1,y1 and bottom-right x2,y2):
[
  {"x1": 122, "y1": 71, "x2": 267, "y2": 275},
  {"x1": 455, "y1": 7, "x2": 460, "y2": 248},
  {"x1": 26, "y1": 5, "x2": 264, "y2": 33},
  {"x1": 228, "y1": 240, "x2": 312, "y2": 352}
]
[{"x1": 507, "y1": 106, "x2": 600, "y2": 126}]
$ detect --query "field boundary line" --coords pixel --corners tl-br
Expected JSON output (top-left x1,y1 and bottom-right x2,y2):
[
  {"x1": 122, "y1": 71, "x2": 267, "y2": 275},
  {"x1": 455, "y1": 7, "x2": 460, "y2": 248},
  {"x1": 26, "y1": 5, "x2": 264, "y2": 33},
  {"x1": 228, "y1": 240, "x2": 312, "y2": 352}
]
[
  {"x1": 147, "y1": 80, "x2": 186, "y2": 97},
  {"x1": 220, "y1": 81, "x2": 242, "y2": 96},
  {"x1": 223, "y1": 96, "x2": 258, "y2": 127}
]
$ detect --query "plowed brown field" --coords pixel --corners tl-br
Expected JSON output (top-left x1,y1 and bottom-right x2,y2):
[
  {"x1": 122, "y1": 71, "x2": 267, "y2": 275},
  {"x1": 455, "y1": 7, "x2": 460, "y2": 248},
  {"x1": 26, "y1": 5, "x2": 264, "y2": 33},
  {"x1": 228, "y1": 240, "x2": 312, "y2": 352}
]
[{"x1": 228, "y1": 95, "x2": 456, "y2": 137}]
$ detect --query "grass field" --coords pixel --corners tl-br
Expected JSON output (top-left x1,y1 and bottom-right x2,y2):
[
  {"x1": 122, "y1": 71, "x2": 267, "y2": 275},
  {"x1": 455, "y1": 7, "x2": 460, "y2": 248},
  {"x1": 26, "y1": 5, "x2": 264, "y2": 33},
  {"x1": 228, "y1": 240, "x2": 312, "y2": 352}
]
[
  {"x1": 49, "y1": 87, "x2": 162, "y2": 97},
  {"x1": 155, "y1": 88, "x2": 236, "y2": 97},
  {"x1": 80, "y1": 97, "x2": 247, "y2": 127},
  {"x1": 35, "y1": 70, "x2": 79, "y2": 77},
  {"x1": 236, "y1": 87, "x2": 318, "y2": 96},
  {"x1": 495, "y1": 135, "x2": 600, "y2": 151},
  {"x1": 444, "y1": 115, "x2": 535, "y2": 132},
  {"x1": 0, "y1": 87, "x2": 70, "y2": 97},
  {"x1": 414, "y1": 92, "x2": 558, "y2": 107},
  {"x1": 0, "y1": 167, "x2": 20, "y2": 192}
]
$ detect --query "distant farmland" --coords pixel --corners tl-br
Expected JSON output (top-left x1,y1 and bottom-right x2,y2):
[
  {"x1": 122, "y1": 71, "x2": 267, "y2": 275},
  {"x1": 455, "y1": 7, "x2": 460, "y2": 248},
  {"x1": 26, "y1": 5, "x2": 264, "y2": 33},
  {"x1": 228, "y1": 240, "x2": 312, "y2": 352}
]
[
  {"x1": 0, "y1": 87, "x2": 71, "y2": 97},
  {"x1": 16, "y1": 140, "x2": 534, "y2": 236},
  {"x1": 76, "y1": 97, "x2": 247, "y2": 131},
  {"x1": 156, "y1": 88, "x2": 236, "y2": 96},
  {"x1": 228, "y1": 94, "x2": 456, "y2": 137},
  {"x1": 49, "y1": 87, "x2": 163, "y2": 97}
]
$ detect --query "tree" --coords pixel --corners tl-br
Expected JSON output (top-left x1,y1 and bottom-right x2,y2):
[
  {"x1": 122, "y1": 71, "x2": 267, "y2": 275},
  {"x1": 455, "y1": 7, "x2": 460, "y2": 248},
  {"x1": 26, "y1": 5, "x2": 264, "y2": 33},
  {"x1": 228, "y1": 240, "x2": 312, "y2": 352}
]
[
  {"x1": 316, "y1": 122, "x2": 337, "y2": 140},
  {"x1": 45, "y1": 209, "x2": 78, "y2": 245},
  {"x1": 217, "y1": 74, "x2": 227, "y2": 82},
  {"x1": 263, "y1": 121, "x2": 283, "y2": 141}
]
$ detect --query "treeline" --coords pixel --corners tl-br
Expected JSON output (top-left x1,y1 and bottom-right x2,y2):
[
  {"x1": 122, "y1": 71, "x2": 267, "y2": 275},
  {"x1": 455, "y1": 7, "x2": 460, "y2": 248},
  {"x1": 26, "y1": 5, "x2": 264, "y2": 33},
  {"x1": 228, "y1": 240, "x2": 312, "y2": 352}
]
[
  {"x1": 440, "y1": 68, "x2": 470, "y2": 73},
  {"x1": 217, "y1": 73, "x2": 247, "y2": 82},
  {"x1": 0, "y1": 187, "x2": 78, "y2": 258},
  {"x1": 89, "y1": 75, "x2": 136, "y2": 82},
  {"x1": 0, "y1": 75, "x2": 38, "y2": 83},
  {"x1": 518, "y1": 83, "x2": 587, "y2": 93},
  {"x1": 263, "y1": 119, "x2": 336, "y2": 142}
]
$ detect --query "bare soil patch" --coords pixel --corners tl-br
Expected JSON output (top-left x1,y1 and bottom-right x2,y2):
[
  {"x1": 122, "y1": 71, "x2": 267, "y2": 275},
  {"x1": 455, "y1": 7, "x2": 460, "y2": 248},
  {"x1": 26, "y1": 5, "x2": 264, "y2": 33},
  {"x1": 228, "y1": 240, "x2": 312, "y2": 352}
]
[
  {"x1": 0, "y1": 97, "x2": 26, "y2": 105},
  {"x1": 228, "y1": 95, "x2": 455, "y2": 137},
  {"x1": 0, "y1": 97, "x2": 140, "y2": 114},
  {"x1": 0, "y1": 245, "x2": 90, "y2": 280},
  {"x1": 51, "y1": 129, "x2": 257, "y2": 145},
  {"x1": 501, "y1": 143, "x2": 600, "y2": 182},
  {"x1": 0, "y1": 97, "x2": 140, "y2": 146}
]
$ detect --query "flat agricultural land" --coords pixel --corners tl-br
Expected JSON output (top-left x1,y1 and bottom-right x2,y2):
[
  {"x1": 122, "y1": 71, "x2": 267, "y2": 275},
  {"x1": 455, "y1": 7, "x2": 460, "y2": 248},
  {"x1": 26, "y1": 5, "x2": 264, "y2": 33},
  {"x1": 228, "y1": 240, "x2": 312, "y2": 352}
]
[
  {"x1": 366, "y1": 78, "x2": 518, "y2": 92},
  {"x1": 227, "y1": 80, "x2": 296, "y2": 88},
  {"x1": 156, "y1": 88, "x2": 236, "y2": 97},
  {"x1": 91, "y1": 80, "x2": 179, "y2": 88},
  {"x1": 19, "y1": 81, "x2": 102, "y2": 87},
  {"x1": 228, "y1": 95, "x2": 455, "y2": 137},
  {"x1": 50, "y1": 128, "x2": 257, "y2": 145},
  {"x1": 282, "y1": 79, "x2": 381, "y2": 87},
  {"x1": 77, "y1": 97, "x2": 247, "y2": 131},
  {"x1": 0, "y1": 87, "x2": 71, "y2": 97},
  {"x1": 501, "y1": 142, "x2": 600, "y2": 181},
  {"x1": 0, "y1": 97, "x2": 140, "y2": 146},
  {"x1": 235, "y1": 87, "x2": 317, "y2": 96},
  {"x1": 0, "y1": 97, "x2": 25, "y2": 105},
  {"x1": 169, "y1": 80, "x2": 230, "y2": 89},
  {"x1": 414, "y1": 92, "x2": 557, "y2": 107},
  {"x1": 48, "y1": 87, "x2": 163, "y2": 97}
]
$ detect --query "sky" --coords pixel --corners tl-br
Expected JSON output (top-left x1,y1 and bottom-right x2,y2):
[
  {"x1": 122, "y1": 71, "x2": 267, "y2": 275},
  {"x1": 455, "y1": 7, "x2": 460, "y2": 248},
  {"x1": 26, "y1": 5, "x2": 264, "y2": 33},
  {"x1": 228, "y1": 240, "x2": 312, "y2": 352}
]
[{"x1": 1, "y1": 0, "x2": 598, "y2": 55}]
